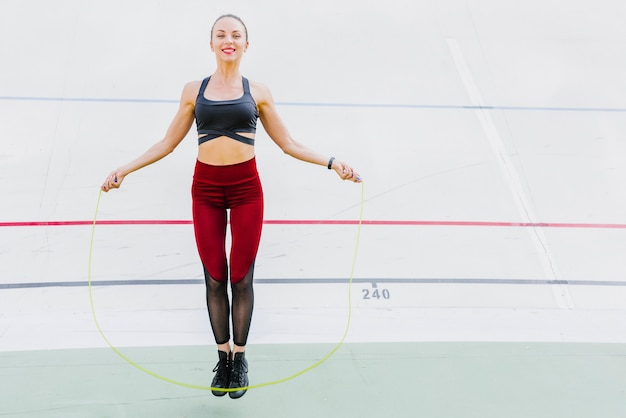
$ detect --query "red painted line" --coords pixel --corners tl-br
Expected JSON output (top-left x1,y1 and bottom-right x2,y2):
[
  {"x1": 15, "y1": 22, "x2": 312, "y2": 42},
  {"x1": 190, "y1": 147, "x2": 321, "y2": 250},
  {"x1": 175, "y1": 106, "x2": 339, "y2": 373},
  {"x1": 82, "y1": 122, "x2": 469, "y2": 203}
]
[
  {"x1": 0, "y1": 220, "x2": 191, "y2": 227},
  {"x1": 360, "y1": 220, "x2": 626, "y2": 229},
  {"x1": 0, "y1": 219, "x2": 625, "y2": 229}
]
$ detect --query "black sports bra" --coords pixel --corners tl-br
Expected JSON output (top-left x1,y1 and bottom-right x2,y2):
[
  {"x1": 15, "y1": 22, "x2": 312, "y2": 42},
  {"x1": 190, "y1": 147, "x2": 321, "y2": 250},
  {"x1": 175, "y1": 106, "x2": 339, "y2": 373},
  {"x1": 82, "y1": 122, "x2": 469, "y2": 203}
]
[{"x1": 194, "y1": 76, "x2": 258, "y2": 146}]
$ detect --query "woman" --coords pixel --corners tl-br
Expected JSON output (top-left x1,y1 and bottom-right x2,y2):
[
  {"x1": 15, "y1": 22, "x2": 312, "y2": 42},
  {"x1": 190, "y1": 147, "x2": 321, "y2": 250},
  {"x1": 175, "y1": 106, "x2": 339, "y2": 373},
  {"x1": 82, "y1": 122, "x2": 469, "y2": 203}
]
[{"x1": 101, "y1": 14, "x2": 361, "y2": 399}]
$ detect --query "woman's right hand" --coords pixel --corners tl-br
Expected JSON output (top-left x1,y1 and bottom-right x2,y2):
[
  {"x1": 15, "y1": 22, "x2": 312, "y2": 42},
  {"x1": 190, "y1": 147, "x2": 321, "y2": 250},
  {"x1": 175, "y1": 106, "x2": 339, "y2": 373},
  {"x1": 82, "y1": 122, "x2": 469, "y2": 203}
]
[{"x1": 101, "y1": 171, "x2": 125, "y2": 192}]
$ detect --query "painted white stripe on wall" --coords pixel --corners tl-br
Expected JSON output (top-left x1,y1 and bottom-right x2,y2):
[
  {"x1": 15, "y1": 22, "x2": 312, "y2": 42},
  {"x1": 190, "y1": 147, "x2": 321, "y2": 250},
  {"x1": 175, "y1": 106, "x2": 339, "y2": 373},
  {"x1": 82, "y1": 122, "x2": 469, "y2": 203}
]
[{"x1": 446, "y1": 38, "x2": 574, "y2": 310}]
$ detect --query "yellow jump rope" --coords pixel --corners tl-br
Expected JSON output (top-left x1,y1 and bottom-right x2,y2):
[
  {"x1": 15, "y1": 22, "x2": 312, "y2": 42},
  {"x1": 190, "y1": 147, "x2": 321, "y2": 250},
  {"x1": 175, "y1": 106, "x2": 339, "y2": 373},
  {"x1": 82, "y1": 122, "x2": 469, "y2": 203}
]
[{"x1": 88, "y1": 181, "x2": 365, "y2": 392}]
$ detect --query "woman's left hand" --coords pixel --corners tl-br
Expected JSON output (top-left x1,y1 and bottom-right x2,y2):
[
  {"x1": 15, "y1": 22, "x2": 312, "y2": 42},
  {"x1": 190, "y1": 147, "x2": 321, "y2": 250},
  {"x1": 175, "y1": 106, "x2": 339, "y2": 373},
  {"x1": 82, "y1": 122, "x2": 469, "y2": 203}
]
[{"x1": 332, "y1": 159, "x2": 362, "y2": 183}]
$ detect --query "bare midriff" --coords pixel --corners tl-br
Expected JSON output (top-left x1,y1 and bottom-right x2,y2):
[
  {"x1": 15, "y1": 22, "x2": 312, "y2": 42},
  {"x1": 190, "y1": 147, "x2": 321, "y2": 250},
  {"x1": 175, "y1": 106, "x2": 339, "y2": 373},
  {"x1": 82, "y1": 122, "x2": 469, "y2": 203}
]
[{"x1": 197, "y1": 134, "x2": 256, "y2": 166}]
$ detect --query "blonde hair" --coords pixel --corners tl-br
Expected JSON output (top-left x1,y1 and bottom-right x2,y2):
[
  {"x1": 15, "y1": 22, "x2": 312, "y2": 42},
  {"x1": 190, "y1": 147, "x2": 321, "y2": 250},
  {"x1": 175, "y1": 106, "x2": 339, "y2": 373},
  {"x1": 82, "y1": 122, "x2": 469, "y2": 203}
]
[{"x1": 211, "y1": 14, "x2": 248, "y2": 41}]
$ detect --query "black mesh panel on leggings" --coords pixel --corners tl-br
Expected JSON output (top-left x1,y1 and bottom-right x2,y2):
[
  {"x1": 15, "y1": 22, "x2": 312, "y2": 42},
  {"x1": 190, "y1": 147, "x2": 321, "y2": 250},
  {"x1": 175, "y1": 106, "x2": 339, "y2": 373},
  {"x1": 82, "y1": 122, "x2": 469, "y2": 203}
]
[
  {"x1": 204, "y1": 264, "x2": 230, "y2": 345},
  {"x1": 231, "y1": 262, "x2": 255, "y2": 347}
]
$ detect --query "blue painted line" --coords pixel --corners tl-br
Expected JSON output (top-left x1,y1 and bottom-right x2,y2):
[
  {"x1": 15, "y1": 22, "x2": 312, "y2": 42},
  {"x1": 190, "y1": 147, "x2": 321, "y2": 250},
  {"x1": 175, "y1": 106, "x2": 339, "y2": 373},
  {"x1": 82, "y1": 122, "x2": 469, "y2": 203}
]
[
  {"x1": 2, "y1": 277, "x2": 625, "y2": 290},
  {"x1": 278, "y1": 102, "x2": 626, "y2": 112},
  {"x1": 1, "y1": 95, "x2": 626, "y2": 112},
  {"x1": 0, "y1": 96, "x2": 178, "y2": 104}
]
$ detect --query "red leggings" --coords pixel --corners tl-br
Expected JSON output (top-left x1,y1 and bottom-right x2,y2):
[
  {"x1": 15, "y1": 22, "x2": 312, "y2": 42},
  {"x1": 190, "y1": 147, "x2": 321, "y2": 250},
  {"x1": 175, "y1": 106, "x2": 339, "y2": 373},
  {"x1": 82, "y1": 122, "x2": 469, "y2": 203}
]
[{"x1": 191, "y1": 157, "x2": 264, "y2": 284}]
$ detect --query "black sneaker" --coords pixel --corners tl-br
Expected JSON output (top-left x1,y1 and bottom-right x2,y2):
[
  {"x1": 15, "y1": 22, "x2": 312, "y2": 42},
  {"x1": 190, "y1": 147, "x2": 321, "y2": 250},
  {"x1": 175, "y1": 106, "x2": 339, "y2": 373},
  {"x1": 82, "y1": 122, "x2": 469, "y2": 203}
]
[
  {"x1": 228, "y1": 352, "x2": 249, "y2": 399},
  {"x1": 211, "y1": 350, "x2": 230, "y2": 397}
]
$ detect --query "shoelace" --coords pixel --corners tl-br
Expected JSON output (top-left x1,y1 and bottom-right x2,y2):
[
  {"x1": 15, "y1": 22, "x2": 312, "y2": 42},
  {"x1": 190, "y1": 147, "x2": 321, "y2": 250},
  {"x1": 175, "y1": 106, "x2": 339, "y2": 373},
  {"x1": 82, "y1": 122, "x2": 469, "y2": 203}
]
[
  {"x1": 212, "y1": 359, "x2": 229, "y2": 379},
  {"x1": 230, "y1": 358, "x2": 248, "y2": 384}
]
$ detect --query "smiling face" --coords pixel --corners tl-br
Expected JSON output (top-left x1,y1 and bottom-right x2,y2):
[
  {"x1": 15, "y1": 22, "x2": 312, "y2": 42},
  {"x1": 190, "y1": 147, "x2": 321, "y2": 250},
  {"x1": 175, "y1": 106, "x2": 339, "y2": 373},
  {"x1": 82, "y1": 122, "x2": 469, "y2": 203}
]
[{"x1": 210, "y1": 15, "x2": 249, "y2": 61}]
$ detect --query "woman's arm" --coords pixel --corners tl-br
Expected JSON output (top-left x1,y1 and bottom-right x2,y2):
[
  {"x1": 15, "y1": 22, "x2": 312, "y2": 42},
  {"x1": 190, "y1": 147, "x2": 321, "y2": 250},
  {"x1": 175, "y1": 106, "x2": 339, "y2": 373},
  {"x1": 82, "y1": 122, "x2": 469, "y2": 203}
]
[
  {"x1": 101, "y1": 81, "x2": 199, "y2": 192},
  {"x1": 253, "y1": 82, "x2": 361, "y2": 183}
]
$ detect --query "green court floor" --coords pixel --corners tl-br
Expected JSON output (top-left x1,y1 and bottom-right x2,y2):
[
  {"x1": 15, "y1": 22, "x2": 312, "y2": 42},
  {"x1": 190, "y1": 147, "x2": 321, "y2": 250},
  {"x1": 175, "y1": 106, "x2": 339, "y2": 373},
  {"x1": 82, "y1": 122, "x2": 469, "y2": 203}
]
[{"x1": 1, "y1": 342, "x2": 625, "y2": 418}]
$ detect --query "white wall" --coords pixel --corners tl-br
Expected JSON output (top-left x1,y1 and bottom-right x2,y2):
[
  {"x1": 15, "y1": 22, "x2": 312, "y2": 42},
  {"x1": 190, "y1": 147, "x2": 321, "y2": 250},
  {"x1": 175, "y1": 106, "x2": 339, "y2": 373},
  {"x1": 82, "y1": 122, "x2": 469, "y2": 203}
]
[{"x1": 2, "y1": 0, "x2": 626, "y2": 348}]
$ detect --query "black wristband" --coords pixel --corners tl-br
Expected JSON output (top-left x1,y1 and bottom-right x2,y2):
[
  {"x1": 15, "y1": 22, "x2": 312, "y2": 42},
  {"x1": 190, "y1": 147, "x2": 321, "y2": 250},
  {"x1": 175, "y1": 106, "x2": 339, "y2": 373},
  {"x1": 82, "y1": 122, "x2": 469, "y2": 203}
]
[{"x1": 327, "y1": 156, "x2": 335, "y2": 170}]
